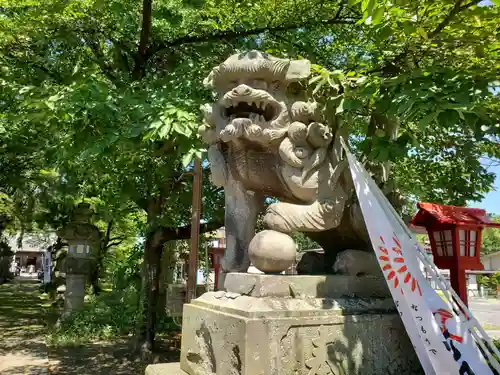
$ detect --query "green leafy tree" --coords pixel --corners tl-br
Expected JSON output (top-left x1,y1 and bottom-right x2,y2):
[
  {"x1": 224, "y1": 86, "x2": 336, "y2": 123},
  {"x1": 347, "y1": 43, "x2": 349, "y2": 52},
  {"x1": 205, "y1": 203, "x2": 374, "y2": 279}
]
[
  {"x1": 0, "y1": 193, "x2": 14, "y2": 236},
  {"x1": 1, "y1": 0, "x2": 499, "y2": 353},
  {"x1": 477, "y1": 272, "x2": 500, "y2": 293},
  {"x1": 482, "y1": 215, "x2": 500, "y2": 255},
  {"x1": 300, "y1": 0, "x2": 499, "y2": 211},
  {"x1": 0, "y1": 237, "x2": 14, "y2": 283}
]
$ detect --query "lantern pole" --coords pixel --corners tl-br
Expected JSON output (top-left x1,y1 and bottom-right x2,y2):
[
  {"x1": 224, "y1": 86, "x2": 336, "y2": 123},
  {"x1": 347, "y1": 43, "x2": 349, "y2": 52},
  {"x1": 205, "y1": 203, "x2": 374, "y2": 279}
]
[
  {"x1": 449, "y1": 268, "x2": 468, "y2": 307},
  {"x1": 186, "y1": 157, "x2": 202, "y2": 303}
]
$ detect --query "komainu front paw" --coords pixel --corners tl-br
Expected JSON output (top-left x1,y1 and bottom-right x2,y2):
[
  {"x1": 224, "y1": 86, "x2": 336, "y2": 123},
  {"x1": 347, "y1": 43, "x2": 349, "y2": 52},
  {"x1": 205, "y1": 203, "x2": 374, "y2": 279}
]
[
  {"x1": 220, "y1": 124, "x2": 240, "y2": 142},
  {"x1": 264, "y1": 200, "x2": 343, "y2": 233}
]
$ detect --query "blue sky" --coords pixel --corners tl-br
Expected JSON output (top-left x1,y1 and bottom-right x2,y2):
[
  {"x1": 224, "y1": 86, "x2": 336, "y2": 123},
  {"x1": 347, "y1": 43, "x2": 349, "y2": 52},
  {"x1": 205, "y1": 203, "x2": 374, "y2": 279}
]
[
  {"x1": 475, "y1": 164, "x2": 500, "y2": 215},
  {"x1": 471, "y1": 0, "x2": 497, "y2": 215}
]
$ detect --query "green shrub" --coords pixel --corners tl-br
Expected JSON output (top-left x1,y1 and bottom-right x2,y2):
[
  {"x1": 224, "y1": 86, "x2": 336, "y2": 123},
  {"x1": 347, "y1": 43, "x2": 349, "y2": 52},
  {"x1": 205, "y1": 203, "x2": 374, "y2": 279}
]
[
  {"x1": 48, "y1": 285, "x2": 143, "y2": 345},
  {"x1": 109, "y1": 243, "x2": 143, "y2": 291},
  {"x1": 0, "y1": 238, "x2": 14, "y2": 283},
  {"x1": 478, "y1": 273, "x2": 500, "y2": 294},
  {"x1": 47, "y1": 241, "x2": 183, "y2": 346},
  {"x1": 48, "y1": 285, "x2": 179, "y2": 345}
]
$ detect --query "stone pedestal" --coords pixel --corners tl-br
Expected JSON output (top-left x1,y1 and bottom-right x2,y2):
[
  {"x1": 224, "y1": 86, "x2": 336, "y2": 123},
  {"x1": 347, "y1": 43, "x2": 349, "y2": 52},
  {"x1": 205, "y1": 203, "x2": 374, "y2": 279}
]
[
  {"x1": 148, "y1": 273, "x2": 423, "y2": 375},
  {"x1": 64, "y1": 274, "x2": 86, "y2": 312}
]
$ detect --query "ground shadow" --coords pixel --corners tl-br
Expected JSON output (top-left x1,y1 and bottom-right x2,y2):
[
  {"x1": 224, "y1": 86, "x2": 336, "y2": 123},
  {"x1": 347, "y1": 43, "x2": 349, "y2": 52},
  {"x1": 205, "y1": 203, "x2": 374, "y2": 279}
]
[
  {"x1": 0, "y1": 279, "x2": 182, "y2": 375},
  {"x1": 314, "y1": 278, "x2": 425, "y2": 375},
  {"x1": 0, "y1": 280, "x2": 50, "y2": 373},
  {"x1": 47, "y1": 336, "x2": 181, "y2": 375}
]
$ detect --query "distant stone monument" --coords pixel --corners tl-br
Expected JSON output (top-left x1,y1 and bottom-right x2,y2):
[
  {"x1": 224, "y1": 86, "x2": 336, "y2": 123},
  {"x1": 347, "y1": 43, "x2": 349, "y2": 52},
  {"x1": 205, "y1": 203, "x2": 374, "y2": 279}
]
[
  {"x1": 56, "y1": 203, "x2": 101, "y2": 314},
  {"x1": 146, "y1": 51, "x2": 422, "y2": 375}
]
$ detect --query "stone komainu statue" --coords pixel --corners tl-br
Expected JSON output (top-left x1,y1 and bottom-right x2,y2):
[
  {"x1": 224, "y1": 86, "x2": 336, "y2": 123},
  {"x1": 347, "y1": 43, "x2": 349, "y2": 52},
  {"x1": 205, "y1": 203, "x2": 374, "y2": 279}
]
[{"x1": 199, "y1": 51, "x2": 379, "y2": 284}]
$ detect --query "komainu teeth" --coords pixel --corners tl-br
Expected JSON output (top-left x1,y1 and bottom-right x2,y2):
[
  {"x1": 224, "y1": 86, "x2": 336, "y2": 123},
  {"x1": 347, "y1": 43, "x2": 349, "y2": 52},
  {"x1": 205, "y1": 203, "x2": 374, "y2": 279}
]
[
  {"x1": 259, "y1": 115, "x2": 265, "y2": 123},
  {"x1": 260, "y1": 102, "x2": 266, "y2": 110}
]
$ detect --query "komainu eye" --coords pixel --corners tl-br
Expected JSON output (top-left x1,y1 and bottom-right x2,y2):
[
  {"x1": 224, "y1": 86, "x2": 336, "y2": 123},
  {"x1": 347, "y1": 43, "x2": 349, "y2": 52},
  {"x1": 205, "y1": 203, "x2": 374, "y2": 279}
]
[{"x1": 251, "y1": 79, "x2": 267, "y2": 90}]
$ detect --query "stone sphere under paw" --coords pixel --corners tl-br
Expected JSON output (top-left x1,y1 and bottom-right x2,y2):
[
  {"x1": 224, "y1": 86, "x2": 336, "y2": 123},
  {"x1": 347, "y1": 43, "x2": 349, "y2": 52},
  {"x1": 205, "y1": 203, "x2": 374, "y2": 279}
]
[{"x1": 248, "y1": 230, "x2": 297, "y2": 273}]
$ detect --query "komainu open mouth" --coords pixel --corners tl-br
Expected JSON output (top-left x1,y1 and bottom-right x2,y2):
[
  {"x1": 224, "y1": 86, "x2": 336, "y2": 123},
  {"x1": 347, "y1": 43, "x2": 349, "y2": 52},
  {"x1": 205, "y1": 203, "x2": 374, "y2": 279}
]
[{"x1": 225, "y1": 100, "x2": 277, "y2": 122}]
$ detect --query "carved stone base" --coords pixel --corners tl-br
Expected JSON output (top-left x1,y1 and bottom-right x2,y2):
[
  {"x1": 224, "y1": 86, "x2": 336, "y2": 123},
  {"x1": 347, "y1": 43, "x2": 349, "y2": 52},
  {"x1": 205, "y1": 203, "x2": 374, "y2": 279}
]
[
  {"x1": 64, "y1": 274, "x2": 86, "y2": 313},
  {"x1": 175, "y1": 273, "x2": 423, "y2": 375}
]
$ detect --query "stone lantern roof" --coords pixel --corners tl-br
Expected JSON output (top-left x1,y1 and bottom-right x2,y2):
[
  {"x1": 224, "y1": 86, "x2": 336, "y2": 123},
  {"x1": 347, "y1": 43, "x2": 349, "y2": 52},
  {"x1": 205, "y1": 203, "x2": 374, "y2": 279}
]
[{"x1": 56, "y1": 203, "x2": 102, "y2": 244}]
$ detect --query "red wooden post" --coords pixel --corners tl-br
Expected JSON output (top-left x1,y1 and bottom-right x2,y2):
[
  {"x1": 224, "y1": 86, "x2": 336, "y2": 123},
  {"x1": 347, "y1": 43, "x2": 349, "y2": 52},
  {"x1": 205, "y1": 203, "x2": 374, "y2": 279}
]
[
  {"x1": 214, "y1": 259, "x2": 221, "y2": 291},
  {"x1": 186, "y1": 158, "x2": 202, "y2": 303},
  {"x1": 450, "y1": 268, "x2": 468, "y2": 307},
  {"x1": 208, "y1": 247, "x2": 224, "y2": 291}
]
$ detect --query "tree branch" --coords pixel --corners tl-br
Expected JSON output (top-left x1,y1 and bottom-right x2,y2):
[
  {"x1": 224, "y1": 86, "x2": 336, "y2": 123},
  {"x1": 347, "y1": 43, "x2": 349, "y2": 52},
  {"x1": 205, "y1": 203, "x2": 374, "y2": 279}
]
[
  {"x1": 3, "y1": 49, "x2": 64, "y2": 84},
  {"x1": 30, "y1": 63, "x2": 64, "y2": 84},
  {"x1": 109, "y1": 38, "x2": 133, "y2": 73},
  {"x1": 106, "y1": 240, "x2": 125, "y2": 249},
  {"x1": 148, "y1": 16, "x2": 358, "y2": 60},
  {"x1": 104, "y1": 220, "x2": 114, "y2": 242},
  {"x1": 271, "y1": 32, "x2": 310, "y2": 56},
  {"x1": 429, "y1": 0, "x2": 481, "y2": 38},
  {"x1": 109, "y1": 235, "x2": 126, "y2": 242},
  {"x1": 371, "y1": 0, "x2": 480, "y2": 76},
  {"x1": 133, "y1": 0, "x2": 153, "y2": 80},
  {"x1": 160, "y1": 219, "x2": 224, "y2": 241},
  {"x1": 86, "y1": 37, "x2": 118, "y2": 82},
  {"x1": 334, "y1": 3, "x2": 344, "y2": 19}
]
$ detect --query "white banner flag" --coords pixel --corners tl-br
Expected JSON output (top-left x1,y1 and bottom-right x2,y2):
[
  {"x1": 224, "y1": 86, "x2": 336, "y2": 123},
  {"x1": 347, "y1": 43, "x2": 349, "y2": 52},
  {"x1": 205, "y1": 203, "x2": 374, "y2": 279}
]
[{"x1": 345, "y1": 146, "x2": 494, "y2": 375}]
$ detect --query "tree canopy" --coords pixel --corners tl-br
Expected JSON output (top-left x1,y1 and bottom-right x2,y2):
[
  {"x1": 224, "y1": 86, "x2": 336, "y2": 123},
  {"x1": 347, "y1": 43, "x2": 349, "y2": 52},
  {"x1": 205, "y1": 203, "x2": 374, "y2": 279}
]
[
  {"x1": 482, "y1": 215, "x2": 500, "y2": 255},
  {"x1": 2, "y1": 0, "x2": 499, "y2": 219}
]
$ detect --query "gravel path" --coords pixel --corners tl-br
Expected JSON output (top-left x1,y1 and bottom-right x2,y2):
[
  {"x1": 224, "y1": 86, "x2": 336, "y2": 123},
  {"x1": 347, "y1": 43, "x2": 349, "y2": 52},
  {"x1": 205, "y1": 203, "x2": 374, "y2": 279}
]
[
  {"x1": 0, "y1": 280, "x2": 49, "y2": 375},
  {"x1": 469, "y1": 298, "x2": 500, "y2": 338},
  {"x1": 0, "y1": 279, "x2": 180, "y2": 375}
]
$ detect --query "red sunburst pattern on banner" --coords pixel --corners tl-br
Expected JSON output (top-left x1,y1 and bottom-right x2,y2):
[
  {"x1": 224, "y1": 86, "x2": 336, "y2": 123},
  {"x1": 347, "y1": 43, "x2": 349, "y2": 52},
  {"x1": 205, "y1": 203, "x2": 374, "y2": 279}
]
[{"x1": 378, "y1": 233, "x2": 422, "y2": 296}]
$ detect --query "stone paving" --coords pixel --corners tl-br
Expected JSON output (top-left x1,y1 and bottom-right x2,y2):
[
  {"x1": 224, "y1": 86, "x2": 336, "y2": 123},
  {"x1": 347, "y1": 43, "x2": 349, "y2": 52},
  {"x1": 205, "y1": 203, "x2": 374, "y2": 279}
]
[
  {"x1": 469, "y1": 298, "x2": 500, "y2": 338},
  {"x1": 0, "y1": 279, "x2": 49, "y2": 374}
]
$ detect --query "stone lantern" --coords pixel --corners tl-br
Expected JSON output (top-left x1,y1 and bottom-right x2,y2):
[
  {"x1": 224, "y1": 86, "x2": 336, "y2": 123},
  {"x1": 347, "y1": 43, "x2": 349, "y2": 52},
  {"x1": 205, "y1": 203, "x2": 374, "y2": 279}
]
[
  {"x1": 56, "y1": 203, "x2": 101, "y2": 313},
  {"x1": 411, "y1": 202, "x2": 500, "y2": 306}
]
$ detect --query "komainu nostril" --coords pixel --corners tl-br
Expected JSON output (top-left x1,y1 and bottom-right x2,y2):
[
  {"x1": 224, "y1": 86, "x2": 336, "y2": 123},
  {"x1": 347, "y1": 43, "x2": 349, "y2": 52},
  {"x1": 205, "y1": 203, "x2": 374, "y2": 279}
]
[{"x1": 233, "y1": 85, "x2": 252, "y2": 95}]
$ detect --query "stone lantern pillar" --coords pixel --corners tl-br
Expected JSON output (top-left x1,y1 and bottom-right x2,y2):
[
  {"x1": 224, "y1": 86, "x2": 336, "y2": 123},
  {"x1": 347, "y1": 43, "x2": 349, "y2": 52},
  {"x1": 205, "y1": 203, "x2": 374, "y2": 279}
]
[{"x1": 56, "y1": 203, "x2": 101, "y2": 314}]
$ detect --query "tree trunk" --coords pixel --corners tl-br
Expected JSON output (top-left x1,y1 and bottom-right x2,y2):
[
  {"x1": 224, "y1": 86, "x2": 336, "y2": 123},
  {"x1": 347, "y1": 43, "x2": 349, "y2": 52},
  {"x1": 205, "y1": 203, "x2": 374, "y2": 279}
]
[
  {"x1": 90, "y1": 265, "x2": 102, "y2": 296},
  {"x1": 138, "y1": 229, "x2": 164, "y2": 355},
  {"x1": 157, "y1": 241, "x2": 177, "y2": 316}
]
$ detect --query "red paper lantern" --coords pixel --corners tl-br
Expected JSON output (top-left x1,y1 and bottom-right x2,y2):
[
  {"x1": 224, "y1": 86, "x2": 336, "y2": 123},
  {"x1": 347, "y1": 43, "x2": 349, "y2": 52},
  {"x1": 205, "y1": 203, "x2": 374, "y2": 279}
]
[{"x1": 411, "y1": 202, "x2": 500, "y2": 306}]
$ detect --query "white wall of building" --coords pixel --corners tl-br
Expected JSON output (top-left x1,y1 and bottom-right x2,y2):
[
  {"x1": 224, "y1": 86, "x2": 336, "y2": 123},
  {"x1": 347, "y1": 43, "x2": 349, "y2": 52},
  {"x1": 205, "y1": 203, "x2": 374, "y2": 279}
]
[
  {"x1": 482, "y1": 251, "x2": 500, "y2": 271},
  {"x1": 197, "y1": 269, "x2": 215, "y2": 285}
]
